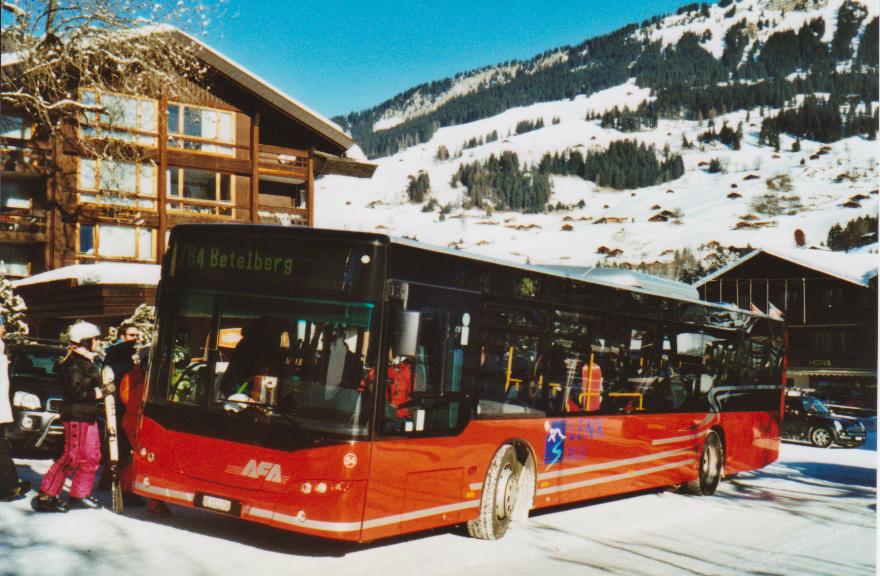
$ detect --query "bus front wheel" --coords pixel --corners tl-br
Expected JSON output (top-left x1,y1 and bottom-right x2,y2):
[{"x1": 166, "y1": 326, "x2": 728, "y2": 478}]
[
  {"x1": 467, "y1": 444, "x2": 520, "y2": 540},
  {"x1": 684, "y1": 430, "x2": 723, "y2": 496}
]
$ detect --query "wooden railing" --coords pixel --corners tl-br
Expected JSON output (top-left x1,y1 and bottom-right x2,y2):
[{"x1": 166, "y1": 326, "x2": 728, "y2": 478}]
[
  {"x1": 257, "y1": 205, "x2": 308, "y2": 226},
  {"x1": 0, "y1": 138, "x2": 51, "y2": 173},
  {"x1": 0, "y1": 209, "x2": 48, "y2": 238},
  {"x1": 258, "y1": 144, "x2": 309, "y2": 175}
]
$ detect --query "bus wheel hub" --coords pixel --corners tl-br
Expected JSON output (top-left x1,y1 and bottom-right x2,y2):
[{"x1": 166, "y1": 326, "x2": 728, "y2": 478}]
[{"x1": 495, "y1": 465, "x2": 517, "y2": 520}]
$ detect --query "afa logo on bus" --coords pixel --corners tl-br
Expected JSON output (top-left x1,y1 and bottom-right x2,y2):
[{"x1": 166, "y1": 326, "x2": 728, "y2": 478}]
[{"x1": 543, "y1": 418, "x2": 605, "y2": 468}]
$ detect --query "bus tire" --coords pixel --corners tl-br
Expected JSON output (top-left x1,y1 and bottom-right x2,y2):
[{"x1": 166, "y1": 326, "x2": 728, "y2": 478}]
[
  {"x1": 467, "y1": 444, "x2": 520, "y2": 540},
  {"x1": 684, "y1": 430, "x2": 723, "y2": 496},
  {"x1": 810, "y1": 426, "x2": 833, "y2": 448}
]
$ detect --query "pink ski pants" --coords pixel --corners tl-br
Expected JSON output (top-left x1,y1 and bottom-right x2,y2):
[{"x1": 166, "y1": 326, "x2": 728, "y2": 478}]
[{"x1": 40, "y1": 421, "x2": 101, "y2": 499}]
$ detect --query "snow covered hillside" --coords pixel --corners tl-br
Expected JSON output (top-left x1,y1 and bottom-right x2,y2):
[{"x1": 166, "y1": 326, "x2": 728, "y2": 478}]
[
  {"x1": 642, "y1": 0, "x2": 879, "y2": 58},
  {"x1": 318, "y1": 80, "x2": 878, "y2": 269},
  {"x1": 320, "y1": 0, "x2": 879, "y2": 273}
]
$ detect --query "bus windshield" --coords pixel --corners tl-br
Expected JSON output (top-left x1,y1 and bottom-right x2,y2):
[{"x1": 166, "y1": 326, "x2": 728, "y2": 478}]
[{"x1": 153, "y1": 290, "x2": 376, "y2": 438}]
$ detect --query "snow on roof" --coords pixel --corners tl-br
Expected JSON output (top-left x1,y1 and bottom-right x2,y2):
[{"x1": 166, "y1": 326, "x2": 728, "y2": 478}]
[
  {"x1": 694, "y1": 247, "x2": 879, "y2": 288},
  {"x1": 12, "y1": 263, "x2": 160, "y2": 288}
]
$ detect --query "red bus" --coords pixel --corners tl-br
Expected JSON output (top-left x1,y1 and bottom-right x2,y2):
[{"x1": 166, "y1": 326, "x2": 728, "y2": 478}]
[{"x1": 134, "y1": 224, "x2": 785, "y2": 542}]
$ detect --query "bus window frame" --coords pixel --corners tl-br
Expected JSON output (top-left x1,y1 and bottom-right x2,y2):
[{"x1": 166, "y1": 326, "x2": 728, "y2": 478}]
[{"x1": 375, "y1": 281, "x2": 479, "y2": 439}]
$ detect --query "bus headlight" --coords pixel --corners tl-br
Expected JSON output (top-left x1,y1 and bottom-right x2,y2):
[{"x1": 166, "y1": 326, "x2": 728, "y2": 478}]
[
  {"x1": 301, "y1": 482, "x2": 313, "y2": 494},
  {"x1": 20, "y1": 415, "x2": 36, "y2": 430},
  {"x1": 315, "y1": 482, "x2": 328, "y2": 494}
]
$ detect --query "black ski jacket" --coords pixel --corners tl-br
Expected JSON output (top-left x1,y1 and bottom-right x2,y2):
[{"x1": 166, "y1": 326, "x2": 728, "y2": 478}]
[{"x1": 58, "y1": 352, "x2": 102, "y2": 423}]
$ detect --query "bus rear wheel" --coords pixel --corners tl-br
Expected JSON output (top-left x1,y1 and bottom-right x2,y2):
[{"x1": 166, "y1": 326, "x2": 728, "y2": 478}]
[
  {"x1": 467, "y1": 444, "x2": 520, "y2": 540},
  {"x1": 684, "y1": 430, "x2": 723, "y2": 496}
]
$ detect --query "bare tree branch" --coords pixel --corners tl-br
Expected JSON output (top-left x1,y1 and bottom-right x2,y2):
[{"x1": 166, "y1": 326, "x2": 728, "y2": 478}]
[{"x1": 2, "y1": 0, "x2": 221, "y2": 161}]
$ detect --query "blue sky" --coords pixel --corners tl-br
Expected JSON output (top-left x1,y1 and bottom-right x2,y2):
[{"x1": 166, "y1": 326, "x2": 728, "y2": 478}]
[{"x1": 207, "y1": 0, "x2": 691, "y2": 119}]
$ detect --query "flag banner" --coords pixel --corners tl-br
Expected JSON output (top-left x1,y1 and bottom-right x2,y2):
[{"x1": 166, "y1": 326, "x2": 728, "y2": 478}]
[{"x1": 768, "y1": 301, "x2": 784, "y2": 319}]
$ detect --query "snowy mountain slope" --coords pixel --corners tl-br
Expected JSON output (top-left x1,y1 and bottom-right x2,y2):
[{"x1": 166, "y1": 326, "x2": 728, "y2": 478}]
[
  {"x1": 643, "y1": 0, "x2": 878, "y2": 57},
  {"x1": 339, "y1": 0, "x2": 877, "y2": 158},
  {"x1": 319, "y1": 0, "x2": 879, "y2": 275},
  {"x1": 318, "y1": 86, "x2": 878, "y2": 269},
  {"x1": 373, "y1": 62, "x2": 531, "y2": 132}
]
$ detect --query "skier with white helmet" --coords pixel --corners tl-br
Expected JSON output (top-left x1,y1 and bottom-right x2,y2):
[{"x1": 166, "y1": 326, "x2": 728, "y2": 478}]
[{"x1": 32, "y1": 321, "x2": 108, "y2": 512}]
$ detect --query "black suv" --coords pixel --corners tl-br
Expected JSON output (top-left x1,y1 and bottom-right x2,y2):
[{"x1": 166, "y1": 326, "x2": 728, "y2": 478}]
[
  {"x1": 5, "y1": 338, "x2": 67, "y2": 455},
  {"x1": 783, "y1": 393, "x2": 867, "y2": 448}
]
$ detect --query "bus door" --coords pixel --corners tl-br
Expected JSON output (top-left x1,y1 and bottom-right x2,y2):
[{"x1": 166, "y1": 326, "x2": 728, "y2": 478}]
[{"x1": 363, "y1": 282, "x2": 478, "y2": 538}]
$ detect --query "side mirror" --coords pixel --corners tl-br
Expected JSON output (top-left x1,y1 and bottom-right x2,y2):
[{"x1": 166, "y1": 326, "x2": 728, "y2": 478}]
[{"x1": 394, "y1": 310, "x2": 421, "y2": 358}]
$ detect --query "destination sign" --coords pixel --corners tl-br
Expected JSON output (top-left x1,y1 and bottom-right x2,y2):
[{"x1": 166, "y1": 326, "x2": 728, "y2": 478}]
[
  {"x1": 174, "y1": 244, "x2": 294, "y2": 277},
  {"x1": 166, "y1": 230, "x2": 385, "y2": 301}
]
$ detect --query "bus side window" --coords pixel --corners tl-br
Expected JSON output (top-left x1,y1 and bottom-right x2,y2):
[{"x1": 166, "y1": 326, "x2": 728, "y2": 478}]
[
  {"x1": 382, "y1": 306, "x2": 471, "y2": 435},
  {"x1": 547, "y1": 310, "x2": 602, "y2": 414},
  {"x1": 476, "y1": 332, "x2": 543, "y2": 417},
  {"x1": 672, "y1": 331, "x2": 704, "y2": 410}
]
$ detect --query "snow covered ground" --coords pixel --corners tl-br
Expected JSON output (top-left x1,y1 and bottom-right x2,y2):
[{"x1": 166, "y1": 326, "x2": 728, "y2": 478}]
[{"x1": 2, "y1": 433, "x2": 875, "y2": 576}]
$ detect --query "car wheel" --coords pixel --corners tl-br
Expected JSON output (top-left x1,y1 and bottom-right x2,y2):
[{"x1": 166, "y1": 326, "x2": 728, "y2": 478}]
[
  {"x1": 810, "y1": 427, "x2": 833, "y2": 448},
  {"x1": 467, "y1": 444, "x2": 520, "y2": 540},
  {"x1": 684, "y1": 430, "x2": 723, "y2": 496}
]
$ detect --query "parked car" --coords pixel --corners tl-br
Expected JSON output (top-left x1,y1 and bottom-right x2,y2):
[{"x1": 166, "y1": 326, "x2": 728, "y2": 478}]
[
  {"x1": 5, "y1": 338, "x2": 67, "y2": 455},
  {"x1": 783, "y1": 393, "x2": 867, "y2": 448}
]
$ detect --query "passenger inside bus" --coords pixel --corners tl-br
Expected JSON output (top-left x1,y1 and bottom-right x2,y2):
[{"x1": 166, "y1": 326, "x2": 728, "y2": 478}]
[
  {"x1": 219, "y1": 318, "x2": 284, "y2": 399},
  {"x1": 385, "y1": 346, "x2": 414, "y2": 419}
]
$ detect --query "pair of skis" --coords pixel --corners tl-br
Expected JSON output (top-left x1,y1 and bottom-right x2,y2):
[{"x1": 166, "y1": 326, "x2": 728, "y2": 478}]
[
  {"x1": 102, "y1": 367, "x2": 124, "y2": 513},
  {"x1": 104, "y1": 394, "x2": 124, "y2": 513}
]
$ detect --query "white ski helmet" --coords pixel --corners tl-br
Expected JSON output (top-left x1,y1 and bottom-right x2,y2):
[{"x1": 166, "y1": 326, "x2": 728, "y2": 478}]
[{"x1": 69, "y1": 321, "x2": 101, "y2": 345}]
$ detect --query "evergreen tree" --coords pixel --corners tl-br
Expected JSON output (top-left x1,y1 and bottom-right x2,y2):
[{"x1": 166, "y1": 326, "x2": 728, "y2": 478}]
[
  {"x1": 0, "y1": 273, "x2": 28, "y2": 336},
  {"x1": 827, "y1": 215, "x2": 878, "y2": 250},
  {"x1": 406, "y1": 171, "x2": 431, "y2": 203}
]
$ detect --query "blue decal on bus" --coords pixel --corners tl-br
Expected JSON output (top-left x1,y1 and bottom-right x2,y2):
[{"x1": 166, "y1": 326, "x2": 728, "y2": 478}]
[
  {"x1": 544, "y1": 418, "x2": 605, "y2": 468},
  {"x1": 544, "y1": 420, "x2": 566, "y2": 467}
]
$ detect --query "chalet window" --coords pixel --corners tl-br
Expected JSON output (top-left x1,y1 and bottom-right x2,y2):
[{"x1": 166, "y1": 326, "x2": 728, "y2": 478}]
[
  {"x1": 0, "y1": 245, "x2": 30, "y2": 277},
  {"x1": 1, "y1": 179, "x2": 33, "y2": 209},
  {"x1": 79, "y1": 89, "x2": 158, "y2": 146},
  {"x1": 78, "y1": 223, "x2": 156, "y2": 261},
  {"x1": 166, "y1": 167, "x2": 234, "y2": 216},
  {"x1": 0, "y1": 115, "x2": 33, "y2": 139},
  {"x1": 167, "y1": 103, "x2": 234, "y2": 155},
  {"x1": 78, "y1": 158, "x2": 157, "y2": 209}
]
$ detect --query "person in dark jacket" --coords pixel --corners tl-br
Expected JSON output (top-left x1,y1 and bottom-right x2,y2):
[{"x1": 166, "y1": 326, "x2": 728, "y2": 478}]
[
  {"x1": 32, "y1": 322, "x2": 107, "y2": 513},
  {"x1": 97, "y1": 322, "x2": 140, "y2": 496}
]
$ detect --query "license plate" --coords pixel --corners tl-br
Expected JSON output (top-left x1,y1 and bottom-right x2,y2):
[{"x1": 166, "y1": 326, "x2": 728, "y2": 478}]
[
  {"x1": 853, "y1": 436, "x2": 864, "y2": 441},
  {"x1": 201, "y1": 495, "x2": 232, "y2": 513}
]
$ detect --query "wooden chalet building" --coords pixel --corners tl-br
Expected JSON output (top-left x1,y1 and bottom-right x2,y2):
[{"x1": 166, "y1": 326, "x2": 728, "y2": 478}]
[
  {"x1": 1, "y1": 28, "x2": 374, "y2": 335},
  {"x1": 695, "y1": 248, "x2": 878, "y2": 408}
]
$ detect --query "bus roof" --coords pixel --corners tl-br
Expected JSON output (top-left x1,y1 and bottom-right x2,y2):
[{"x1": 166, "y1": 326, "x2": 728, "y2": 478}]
[
  {"x1": 389, "y1": 236, "x2": 770, "y2": 318},
  {"x1": 167, "y1": 224, "x2": 771, "y2": 320}
]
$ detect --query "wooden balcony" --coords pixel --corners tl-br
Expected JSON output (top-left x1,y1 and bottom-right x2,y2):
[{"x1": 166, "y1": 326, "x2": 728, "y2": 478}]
[
  {"x1": 258, "y1": 144, "x2": 309, "y2": 180},
  {"x1": 0, "y1": 138, "x2": 52, "y2": 174},
  {"x1": 0, "y1": 209, "x2": 48, "y2": 243},
  {"x1": 257, "y1": 205, "x2": 308, "y2": 226}
]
